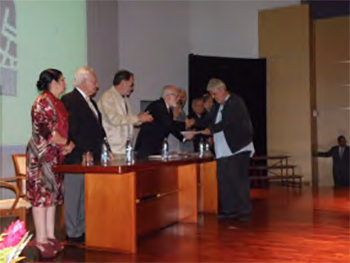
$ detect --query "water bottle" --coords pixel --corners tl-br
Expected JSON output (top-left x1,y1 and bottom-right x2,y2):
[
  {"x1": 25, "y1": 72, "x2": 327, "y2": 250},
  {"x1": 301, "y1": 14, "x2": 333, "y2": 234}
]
[
  {"x1": 204, "y1": 139, "x2": 212, "y2": 157},
  {"x1": 199, "y1": 138, "x2": 205, "y2": 158},
  {"x1": 100, "y1": 143, "x2": 109, "y2": 166},
  {"x1": 125, "y1": 138, "x2": 134, "y2": 164},
  {"x1": 161, "y1": 138, "x2": 169, "y2": 160}
]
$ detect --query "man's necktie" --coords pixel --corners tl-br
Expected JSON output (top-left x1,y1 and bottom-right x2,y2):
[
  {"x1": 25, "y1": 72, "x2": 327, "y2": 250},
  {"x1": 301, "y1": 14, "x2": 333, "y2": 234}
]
[
  {"x1": 169, "y1": 107, "x2": 173, "y2": 118},
  {"x1": 87, "y1": 98, "x2": 98, "y2": 118},
  {"x1": 124, "y1": 98, "x2": 129, "y2": 114},
  {"x1": 123, "y1": 97, "x2": 131, "y2": 138},
  {"x1": 339, "y1": 147, "x2": 344, "y2": 158}
]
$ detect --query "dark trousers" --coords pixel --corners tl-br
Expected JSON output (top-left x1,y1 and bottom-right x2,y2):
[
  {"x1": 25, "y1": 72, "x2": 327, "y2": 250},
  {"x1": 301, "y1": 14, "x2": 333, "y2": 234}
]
[
  {"x1": 64, "y1": 173, "x2": 85, "y2": 238},
  {"x1": 333, "y1": 167, "x2": 350, "y2": 187},
  {"x1": 216, "y1": 152, "x2": 251, "y2": 215}
]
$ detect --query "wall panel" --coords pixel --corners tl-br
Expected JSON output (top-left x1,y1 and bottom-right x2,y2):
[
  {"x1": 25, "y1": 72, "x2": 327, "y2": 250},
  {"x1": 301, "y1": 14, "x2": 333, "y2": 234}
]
[
  {"x1": 314, "y1": 16, "x2": 350, "y2": 186},
  {"x1": 259, "y1": 4, "x2": 313, "y2": 183}
]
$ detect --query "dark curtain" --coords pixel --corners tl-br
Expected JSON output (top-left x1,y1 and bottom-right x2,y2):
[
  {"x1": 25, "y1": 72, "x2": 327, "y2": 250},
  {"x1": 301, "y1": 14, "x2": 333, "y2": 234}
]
[{"x1": 188, "y1": 54, "x2": 266, "y2": 156}]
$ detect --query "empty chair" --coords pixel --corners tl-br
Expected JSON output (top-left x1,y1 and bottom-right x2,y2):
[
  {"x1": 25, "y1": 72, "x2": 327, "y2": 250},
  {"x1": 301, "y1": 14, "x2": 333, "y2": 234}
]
[
  {"x1": 12, "y1": 154, "x2": 27, "y2": 198},
  {"x1": 0, "y1": 154, "x2": 31, "y2": 225}
]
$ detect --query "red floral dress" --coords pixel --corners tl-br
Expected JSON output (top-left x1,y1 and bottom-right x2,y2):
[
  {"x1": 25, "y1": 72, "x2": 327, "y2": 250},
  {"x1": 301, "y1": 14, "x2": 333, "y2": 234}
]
[{"x1": 26, "y1": 91, "x2": 68, "y2": 207}]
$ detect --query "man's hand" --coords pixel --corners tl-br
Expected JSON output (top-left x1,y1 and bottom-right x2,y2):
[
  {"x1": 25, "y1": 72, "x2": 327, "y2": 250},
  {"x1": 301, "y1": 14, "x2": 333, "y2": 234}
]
[
  {"x1": 82, "y1": 151, "x2": 94, "y2": 166},
  {"x1": 109, "y1": 152, "x2": 115, "y2": 161},
  {"x1": 202, "y1": 128, "x2": 212, "y2": 136},
  {"x1": 138, "y1": 111, "x2": 153, "y2": 123},
  {"x1": 184, "y1": 132, "x2": 195, "y2": 141},
  {"x1": 62, "y1": 141, "x2": 75, "y2": 155},
  {"x1": 185, "y1": 118, "x2": 195, "y2": 129},
  {"x1": 51, "y1": 130, "x2": 67, "y2": 145}
]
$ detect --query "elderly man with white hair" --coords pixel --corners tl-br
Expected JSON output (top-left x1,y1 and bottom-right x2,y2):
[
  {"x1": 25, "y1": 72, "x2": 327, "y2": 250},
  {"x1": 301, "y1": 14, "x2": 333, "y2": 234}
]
[
  {"x1": 61, "y1": 66, "x2": 111, "y2": 244},
  {"x1": 202, "y1": 78, "x2": 254, "y2": 221},
  {"x1": 135, "y1": 85, "x2": 194, "y2": 158},
  {"x1": 167, "y1": 88, "x2": 194, "y2": 153}
]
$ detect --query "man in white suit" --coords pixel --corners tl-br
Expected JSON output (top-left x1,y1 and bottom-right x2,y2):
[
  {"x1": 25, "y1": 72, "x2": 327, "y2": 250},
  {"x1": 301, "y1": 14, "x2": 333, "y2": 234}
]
[{"x1": 98, "y1": 70, "x2": 153, "y2": 156}]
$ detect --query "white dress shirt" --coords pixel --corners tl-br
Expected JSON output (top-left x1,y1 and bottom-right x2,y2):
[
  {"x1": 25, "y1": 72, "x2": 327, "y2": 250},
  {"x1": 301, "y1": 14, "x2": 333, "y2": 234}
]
[{"x1": 76, "y1": 87, "x2": 98, "y2": 118}]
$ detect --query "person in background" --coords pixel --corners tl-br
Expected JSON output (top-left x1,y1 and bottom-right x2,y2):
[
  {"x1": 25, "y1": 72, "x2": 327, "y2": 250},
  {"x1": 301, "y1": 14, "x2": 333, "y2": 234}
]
[
  {"x1": 168, "y1": 88, "x2": 194, "y2": 153},
  {"x1": 27, "y1": 69, "x2": 74, "y2": 258},
  {"x1": 314, "y1": 135, "x2": 350, "y2": 187},
  {"x1": 203, "y1": 92, "x2": 214, "y2": 113},
  {"x1": 98, "y1": 70, "x2": 153, "y2": 157},
  {"x1": 188, "y1": 97, "x2": 210, "y2": 152},
  {"x1": 202, "y1": 78, "x2": 254, "y2": 221},
  {"x1": 135, "y1": 85, "x2": 194, "y2": 158},
  {"x1": 61, "y1": 67, "x2": 111, "y2": 244}
]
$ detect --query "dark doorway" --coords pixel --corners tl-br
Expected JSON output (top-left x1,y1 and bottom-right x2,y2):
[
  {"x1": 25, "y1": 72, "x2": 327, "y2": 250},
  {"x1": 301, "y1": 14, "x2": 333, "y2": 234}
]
[{"x1": 188, "y1": 54, "x2": 266, "y2": 156}]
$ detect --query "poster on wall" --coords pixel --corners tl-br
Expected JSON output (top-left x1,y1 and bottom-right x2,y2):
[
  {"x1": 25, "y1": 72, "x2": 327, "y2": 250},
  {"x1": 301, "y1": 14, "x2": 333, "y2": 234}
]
[{"x1": 0, "y1": 0, "x2": 17, "y2": 96}]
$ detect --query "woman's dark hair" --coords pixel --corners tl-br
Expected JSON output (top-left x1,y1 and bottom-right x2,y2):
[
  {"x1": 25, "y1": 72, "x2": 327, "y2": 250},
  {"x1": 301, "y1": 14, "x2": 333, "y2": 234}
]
[
  {"x1": 36, "y1": 68, "x2": 62, "y2": 91},
  {"x1": 113, "y1": 70, "x2": 133, "y2": 86}
]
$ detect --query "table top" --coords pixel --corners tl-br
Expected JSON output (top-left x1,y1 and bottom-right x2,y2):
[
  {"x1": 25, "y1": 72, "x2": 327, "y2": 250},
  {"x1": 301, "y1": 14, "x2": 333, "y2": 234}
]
[{"x1": 53, "y1": 153, "x2": 214, "y2": 174}]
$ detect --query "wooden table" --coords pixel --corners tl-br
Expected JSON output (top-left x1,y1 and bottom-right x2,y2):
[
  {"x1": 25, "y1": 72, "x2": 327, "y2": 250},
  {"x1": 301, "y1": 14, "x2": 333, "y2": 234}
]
[{"x1": 54, "y1": 156, "x2": 217, "y2": 253}]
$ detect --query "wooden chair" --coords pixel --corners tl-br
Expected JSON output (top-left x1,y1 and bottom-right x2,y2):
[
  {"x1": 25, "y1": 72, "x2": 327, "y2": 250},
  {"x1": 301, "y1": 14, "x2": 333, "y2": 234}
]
[
  {"x1": 0, "y1": 154, "x2": 31, "y2": 225},
  {"x1": 0, "y1": 177, "x2": 31, "y2": 224},
  {"x1": 12, "y1": 154, "x2": 27, "y2": 198},
  {"x1": 7, "y1": 154, "x2": 65, "y2": 236}
]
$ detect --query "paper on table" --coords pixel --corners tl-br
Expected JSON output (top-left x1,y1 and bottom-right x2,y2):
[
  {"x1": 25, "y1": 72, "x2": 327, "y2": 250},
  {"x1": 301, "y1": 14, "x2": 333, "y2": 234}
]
[
  {"x1": 148, "y1": 155, "x2": 162, "y2": 159},
  {"x1": 148, "y1": 154, "x2": 181, "y2": 160},
  {"x1": 181, "y1": 130, "x2": 204, "y2": 136}
]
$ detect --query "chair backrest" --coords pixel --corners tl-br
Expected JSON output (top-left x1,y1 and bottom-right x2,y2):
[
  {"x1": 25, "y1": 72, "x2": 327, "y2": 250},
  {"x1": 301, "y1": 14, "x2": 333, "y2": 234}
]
[
  {"x1": 0, "y1": 180, "x2": 30, "y2": 225},
  {"x1": 12, "y1": 154, "x2": 26, "y2": 197}
]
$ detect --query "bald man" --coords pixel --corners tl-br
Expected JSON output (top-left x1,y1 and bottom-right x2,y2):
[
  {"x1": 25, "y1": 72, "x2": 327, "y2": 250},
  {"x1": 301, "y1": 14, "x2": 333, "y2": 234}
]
[{"x1": 135, "y1": 85, "x2": 193, "y2": 158}]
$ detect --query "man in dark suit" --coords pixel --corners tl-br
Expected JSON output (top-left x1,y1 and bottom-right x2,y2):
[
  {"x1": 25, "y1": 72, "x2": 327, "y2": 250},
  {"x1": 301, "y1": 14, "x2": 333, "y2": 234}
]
[
  {"x1": 61, "y1": 67, "x2": 108, "y2": 243},
  {"x1": 135, "y1": 85, "x2": 194, "y2": 158},
  {"x1": 188, "y1": 97, "x2": 210, "y2": 152},
  {"x1": 203, "y1": 78, "x2": 254, "y2": 221},
  {"x1": 315, "y1": 135, "x2": 350, "y2": 187}
]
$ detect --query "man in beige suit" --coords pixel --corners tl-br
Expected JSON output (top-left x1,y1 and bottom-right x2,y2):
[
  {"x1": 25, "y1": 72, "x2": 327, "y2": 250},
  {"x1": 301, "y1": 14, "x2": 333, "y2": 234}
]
[{"x1": 98, "y1": 70, "x2": 153, "y2": 156}]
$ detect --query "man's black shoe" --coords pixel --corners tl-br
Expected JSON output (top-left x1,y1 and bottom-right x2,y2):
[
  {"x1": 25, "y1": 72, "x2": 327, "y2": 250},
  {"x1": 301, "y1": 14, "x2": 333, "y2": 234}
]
[
  {"x1": 66, "y1": 233, "x2": 85, "y2": 244},
  {"x1": 217, "y1": 213, "x2": 239, "y2": 220}
]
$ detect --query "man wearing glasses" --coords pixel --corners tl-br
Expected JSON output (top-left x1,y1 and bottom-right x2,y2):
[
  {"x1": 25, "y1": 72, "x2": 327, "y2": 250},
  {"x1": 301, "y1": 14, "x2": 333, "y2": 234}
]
[
  {"x1": 98, "y1": 70, "x2": 153, "y2": 157},
  {"x1": 135, "y1": 85, "x2": 194, "y2": 159}
]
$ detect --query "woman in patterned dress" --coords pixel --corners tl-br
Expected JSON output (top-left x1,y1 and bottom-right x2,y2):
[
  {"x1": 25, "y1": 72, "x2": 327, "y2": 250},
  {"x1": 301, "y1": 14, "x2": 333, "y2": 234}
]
[{"x1": 26, "y1": 69, "x2": 74, "y2": 258}]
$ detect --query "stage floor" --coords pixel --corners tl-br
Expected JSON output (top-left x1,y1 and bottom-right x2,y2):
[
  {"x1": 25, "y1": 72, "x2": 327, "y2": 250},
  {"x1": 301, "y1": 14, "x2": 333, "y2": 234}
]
[{"x1": 22, "y1": 186, "x2": 350, "y2": 262}]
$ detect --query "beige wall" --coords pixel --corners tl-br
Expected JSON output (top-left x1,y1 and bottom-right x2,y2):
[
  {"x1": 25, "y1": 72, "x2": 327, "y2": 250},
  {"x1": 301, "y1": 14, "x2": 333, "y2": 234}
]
[
  {"x1": 259, "y1": 4, "x2": 313, "y2": 183},
  {"x1": 314, "y1": 16, "x2": 350, "y2": 186}
]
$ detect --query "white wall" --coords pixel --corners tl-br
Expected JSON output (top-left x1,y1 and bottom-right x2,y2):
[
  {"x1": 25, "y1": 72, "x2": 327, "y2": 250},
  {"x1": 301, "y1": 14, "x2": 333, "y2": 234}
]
[
  {"x1": 189, "y1": 1, "x2": 300, "y2": 58},
  {"x1": 117, "y1": 1, "x2": 190, "y2": 112},
  {"x1": 117, "y1": 0, "x2": 300, "y2": 112}
]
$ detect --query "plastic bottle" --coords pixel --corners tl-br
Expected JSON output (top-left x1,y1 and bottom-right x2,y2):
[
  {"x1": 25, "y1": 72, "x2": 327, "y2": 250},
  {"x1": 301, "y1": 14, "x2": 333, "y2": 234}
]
[
  {"x1": 161, "y1": 138, "x2": 169, "y2": 160},
  {"x1": 199, "y1": 138, "x2": 205, "y2": 158},
  {"x1": 100, "y1": 143, "x2": 109, "y2": 166},
  {"x1": 204, "y1": 139, "x2": 212, "y2": 157},
  {"x1": 125, "y1": 137, "x2": 134, "y2": 164}
]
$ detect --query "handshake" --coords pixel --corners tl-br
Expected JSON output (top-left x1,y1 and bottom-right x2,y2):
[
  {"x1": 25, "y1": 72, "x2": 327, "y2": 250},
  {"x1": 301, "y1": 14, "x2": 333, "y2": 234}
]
[{"x1": 182, "y1": 118, "x2": 213, "y2": 141}]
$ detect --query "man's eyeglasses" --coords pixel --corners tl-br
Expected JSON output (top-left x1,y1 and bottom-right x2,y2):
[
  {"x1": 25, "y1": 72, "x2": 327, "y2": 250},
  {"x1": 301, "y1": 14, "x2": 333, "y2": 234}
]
[{"x1": 168, "y1": 93, "x2": 179, "y2": 98}]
